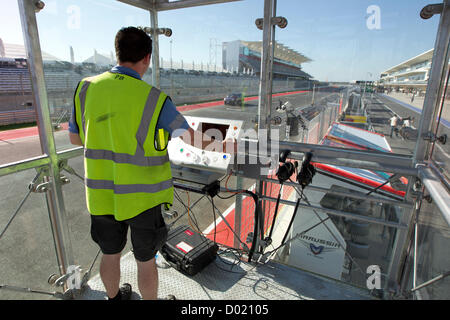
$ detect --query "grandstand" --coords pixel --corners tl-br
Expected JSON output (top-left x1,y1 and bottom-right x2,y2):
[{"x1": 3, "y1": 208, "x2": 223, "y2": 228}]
[
  {"x1": 222, "y1": 40, "x2": 312, "y2": 79},
  {"x1": 0, "y1": 39, "x2": 66, "y2": 126},
  {"x1": 0, "y1": 57, "x2": 34, "y2": 126}
]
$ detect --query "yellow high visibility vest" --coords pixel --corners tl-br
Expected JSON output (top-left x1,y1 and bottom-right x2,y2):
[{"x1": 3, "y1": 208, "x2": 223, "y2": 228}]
[{"x1": 74, "y1": 71, "x2": 173, "y2": 221}]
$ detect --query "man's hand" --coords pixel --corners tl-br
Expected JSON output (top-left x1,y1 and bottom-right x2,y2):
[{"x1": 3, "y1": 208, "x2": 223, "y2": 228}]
[{"x1": 69, "y1": 132, "x2": 83, "y2": 146}]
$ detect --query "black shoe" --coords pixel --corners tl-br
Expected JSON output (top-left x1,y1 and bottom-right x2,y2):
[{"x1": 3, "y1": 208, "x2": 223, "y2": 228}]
[
  {"x1": 158, "y1": 294, "x2": 177, "y2": 300},
  {"x1": 119, "y1": 283, "x2": 132, "y2": 300},
  {"x1": 109, "y1": 283, "x2": 132, "y2": 300}
]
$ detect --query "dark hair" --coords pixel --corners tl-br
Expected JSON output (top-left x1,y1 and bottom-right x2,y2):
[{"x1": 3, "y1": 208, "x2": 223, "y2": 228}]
[{"x1": 115, "y1": 27, "x2": 152, "y2": 63}]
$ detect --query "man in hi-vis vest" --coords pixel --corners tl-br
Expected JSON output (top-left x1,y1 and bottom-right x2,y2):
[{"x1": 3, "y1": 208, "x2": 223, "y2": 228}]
[{"x1": 69, "y1": 27, "x2": 233, "y2": 300}]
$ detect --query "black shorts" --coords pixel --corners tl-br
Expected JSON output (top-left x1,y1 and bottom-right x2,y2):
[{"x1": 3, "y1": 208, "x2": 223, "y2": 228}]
[{"x1": 90, "y1": 206, "x2": 168, "y2": 262}]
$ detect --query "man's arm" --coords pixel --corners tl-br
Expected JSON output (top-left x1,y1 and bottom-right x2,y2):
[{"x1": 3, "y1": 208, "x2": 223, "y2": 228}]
[
  {"x1": 68, "y1": 106, "x2": 83, "y2": 146},
  {"x1": 69, "y1": 82, "x2": 84, "y2": 146}
]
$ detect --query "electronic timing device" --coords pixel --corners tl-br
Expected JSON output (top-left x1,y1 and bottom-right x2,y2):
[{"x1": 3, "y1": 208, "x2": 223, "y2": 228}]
[{"x1": 168, "y1": 116, "x2": 244, "y2": 184}]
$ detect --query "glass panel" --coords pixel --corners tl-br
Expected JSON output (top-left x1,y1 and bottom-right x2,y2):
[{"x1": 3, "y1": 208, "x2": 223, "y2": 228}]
[
  {"x1": 0, "y1": 167, "x2": 60, "y2": 299},
  {"x1": 430, "y1": 65, "x2": 449, "y2": 183},
  {"x1": 0, "y1": 2, "x2": 45, "y2": 165},
  {"x1": 10, "y1": 0, "x2": 445, "y2": 300},
  {"x1": 274, "y1": 0, "x2": 440, "y2": 158},
  {"x1": 155, "y1": 1, "x2": 264, "y2": 124},
  {"x1": 28, "y1": 0, "x2": 276, "y2": 280},
  {"x1": 167, "y1": 175, "x2": 258, "y2": 251},
  {"x1": 33, "y1": 0, "x2": 152, "y2": 151},
  {"x1": 266, "y1": 0, "x2": 442, "y2": 208},
  {"x1": 152, "y1": 3, "x2": 273, "y2": 252},
  {"x1": 58, "y1": 155, "x2": 117, "y2": 278},
  {"x1": 411, "y1": 198, "x2": 450, "y2": 299},
  {"x1": 267, "y1": 170, "x2": 405, "y2": 289}
]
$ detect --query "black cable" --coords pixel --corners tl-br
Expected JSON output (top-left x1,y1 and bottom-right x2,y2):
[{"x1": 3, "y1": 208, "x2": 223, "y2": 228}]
[
  {"x1": 267, "y1": 184, "x2": 283, "y2": 241},
  {"x1": 245, "y1": 190, "x2": 260, "y2": 263},
  {"x1": 215, "y1": 247, "x2": 261, "y2": 275},
  {"x1": 216, "y1": 193, "x2": 239, "y2": 200},
  {"x1": 217, "y1": 248, "x2": 243, "y2": 268},
  {"x1": 216, "y1": 189, "x2": 260, "y2": 263},
  {"x1": 210, "y1": 196, "x2": 217, "y2": 244}
]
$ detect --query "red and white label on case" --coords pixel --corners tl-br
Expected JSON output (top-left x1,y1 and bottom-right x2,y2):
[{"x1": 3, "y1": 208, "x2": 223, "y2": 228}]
[{"x1": 176, "y1": 241, "x2": 193, "y2": 253}]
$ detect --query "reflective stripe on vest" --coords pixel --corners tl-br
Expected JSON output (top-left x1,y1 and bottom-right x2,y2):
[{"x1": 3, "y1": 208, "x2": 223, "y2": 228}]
[
  {"x1": 85, "y1": 178, "x2": 173, "y2": 194},
  {"x1": 84, "y1": 149, "x2": 169, "y2": 166}
]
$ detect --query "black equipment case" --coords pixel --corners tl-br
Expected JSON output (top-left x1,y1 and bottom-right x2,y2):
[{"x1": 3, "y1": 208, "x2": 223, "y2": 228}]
[{"x1": 160, "y1": 225, "x2": 218, "y2": 276}]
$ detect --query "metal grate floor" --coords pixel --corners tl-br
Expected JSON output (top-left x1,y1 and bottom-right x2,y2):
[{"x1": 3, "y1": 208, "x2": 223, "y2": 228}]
[{"x1": 78, "y1": 250, "x2": 373, "y2": 300}]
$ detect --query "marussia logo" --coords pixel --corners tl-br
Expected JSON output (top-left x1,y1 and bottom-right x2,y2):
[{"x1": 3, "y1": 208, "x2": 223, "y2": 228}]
[
  {"x1": 296, "y1": 234, "x2": 340, "y2": 256},
  {"x1": 310, "y1": 243, "x2": 324, "y2": 255}
]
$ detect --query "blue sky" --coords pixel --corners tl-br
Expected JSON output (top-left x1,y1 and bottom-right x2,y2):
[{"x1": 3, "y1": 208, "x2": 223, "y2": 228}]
[{"x1": 0, "y1": 0, "x2": 440, "y2": 82}]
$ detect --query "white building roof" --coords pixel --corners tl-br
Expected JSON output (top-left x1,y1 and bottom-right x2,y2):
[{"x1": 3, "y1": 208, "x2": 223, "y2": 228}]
[
  {"x1": 381, "y1": 49, "x2": 434, "y2": 75},
  {"x1": 83, "y1": 50, "x2": 115, "y2": 66},
  {"x1": 241, "y1": 40, "x2": 311, "y2": 66},
  {"x1": 0, "y1": 38, "x2": 61, "y2": 61}
]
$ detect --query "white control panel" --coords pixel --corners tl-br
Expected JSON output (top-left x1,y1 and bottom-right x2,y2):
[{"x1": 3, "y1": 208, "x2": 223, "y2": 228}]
[{"x1": 168, "y1": 116, "x2": 243, "y2": 174}]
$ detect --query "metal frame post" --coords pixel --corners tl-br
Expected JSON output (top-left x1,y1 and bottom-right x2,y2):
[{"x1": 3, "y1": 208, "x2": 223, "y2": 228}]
[
  {"x1": 255, "y1": 0, "x2": 277, "y2": 253},
  {"x1": 233, "y1": 176, "x2": 243, "y2": 249},
  {"x1": 413, "y1": 0, "x2": 450, "y2": 163},
  {"x1": 257, "y1": 0, "x2": 276, "y2": 133},
  {"x1": 385, "y1": 203, "x2": 415, "y2": 295},
  {"x1": 149, "y1": 8, "x2": 161, "y2": 88},
  {"x1": 18, "y1": 0, "x2": 74, "y2": 285}
]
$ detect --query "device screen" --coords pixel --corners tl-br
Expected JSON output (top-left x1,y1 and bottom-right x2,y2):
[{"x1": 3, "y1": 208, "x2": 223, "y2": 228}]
[{"x1": 199, "y1": 122, "x2": 229, "y2": 142}]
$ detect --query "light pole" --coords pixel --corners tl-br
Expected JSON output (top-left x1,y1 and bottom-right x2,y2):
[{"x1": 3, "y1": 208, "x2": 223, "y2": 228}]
[
  {"x1": 170, "y1": 39, "x2": 173, "y2": 97},
  {"x1": 367, "y1": 72, "x2": 373, "y2": 98},
  {"x1": 312, "y1": 82, "x2": 316, "y2": 105},
  {"x1": 170, "y1": 39, "x2": 173, "y2": 70}
]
